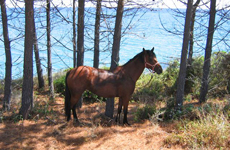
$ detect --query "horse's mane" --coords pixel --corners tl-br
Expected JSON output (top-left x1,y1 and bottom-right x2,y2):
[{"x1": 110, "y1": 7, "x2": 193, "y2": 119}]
[{"x1": 122, "y1": 51, "x2": 144, "y2": 67}]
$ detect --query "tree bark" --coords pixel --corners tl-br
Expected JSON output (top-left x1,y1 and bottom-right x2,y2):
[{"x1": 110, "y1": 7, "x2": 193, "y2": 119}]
[
  {"x1": 185, "y1": 0, "x2": 200, "y2": 94},
  {"x1": 93, "y1": 0, "x2": 102, "y2": 69},
  {"x1": 110, "y1": 0, "x2": 124, "y2": 70},
  {"x1": 106, "y1": 0, "x2": 124, "y2": 118},
  {"x1": 1, "y1": 0, "x2": 12, "y2": 111},
  {"x1": 76, "y1": 0, "x2": 85, "y2": 108},
  {"x1": 175, "y1": 0, "x2": 193, "y2": 110},
  {"x1": 33, "y1": 16, "x2": 44, "y2": 89},
  {"x1": 199, "y1": 0, "x2": 216, "y2": 103},
  {"x1": 19, "y1": 0, "x2": 34, "y2": 119},
  {"x1": 77, "y1": 0, "x2": 85, "y2": 67},
  {"x1": 46, "y1": 0, "x2": 54, "y2": 98},
  {"x1": 187, "y1": 0, "x2": 200, "y2": 66},
  {"x1": 73, "y1": 0, "x2": 77, "y2": 68}
]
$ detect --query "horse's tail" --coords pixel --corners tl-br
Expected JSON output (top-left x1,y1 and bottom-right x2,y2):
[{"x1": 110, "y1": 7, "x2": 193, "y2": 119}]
[{"x1": 65, "y1": 70, "x2": 71, "y2": 121}]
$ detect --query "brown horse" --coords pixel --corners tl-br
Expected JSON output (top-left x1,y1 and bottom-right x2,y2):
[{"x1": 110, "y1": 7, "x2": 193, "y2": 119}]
[{"x1": 65, "y1": 47, "x2": 162, "y2": 125}]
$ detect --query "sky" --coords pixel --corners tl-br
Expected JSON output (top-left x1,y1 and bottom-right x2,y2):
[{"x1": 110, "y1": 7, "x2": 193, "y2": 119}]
[{"x1": 5, "y1": 0, "x2": 230, "y2": 9}]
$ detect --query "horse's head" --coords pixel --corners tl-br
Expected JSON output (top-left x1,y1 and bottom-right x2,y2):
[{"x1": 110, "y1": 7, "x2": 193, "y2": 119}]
[{"x1": 143, "y1": 47, "x2": 163, "y2": 74}]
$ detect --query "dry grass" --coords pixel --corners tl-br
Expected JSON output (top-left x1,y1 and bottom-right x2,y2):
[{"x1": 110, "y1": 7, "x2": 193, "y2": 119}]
[
  {"x1": 0, "y1": 92, "x2": 183, "y2": 150},
  {"x1": 164, "y1": 101, "x2": 230, "y2": 149},
  {"x1": 1, "y1": 90, "x2": 229, "y2": 150}
]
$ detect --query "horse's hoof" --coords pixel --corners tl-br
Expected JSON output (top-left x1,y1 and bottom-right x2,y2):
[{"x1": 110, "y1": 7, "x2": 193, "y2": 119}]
[
  {"x1": 67, "y1": 116, "x2": 71, "y2": 122},
  {"x1": 123, "y1": 122, "x2": 131, "y2": 126},
  {"x1": 115, "y1": 118, "x2": 121, "y2": 124}
]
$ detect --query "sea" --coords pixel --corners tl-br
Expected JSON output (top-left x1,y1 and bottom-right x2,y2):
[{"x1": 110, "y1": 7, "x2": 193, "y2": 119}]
[{"x1": 0, "y1": 7, "x2": 229, "y2": 79}]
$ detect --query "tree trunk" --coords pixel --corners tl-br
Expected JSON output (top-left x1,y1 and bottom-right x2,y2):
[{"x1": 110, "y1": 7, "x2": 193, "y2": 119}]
[
  {"x1": 199, "y1": 0, "x2": 216, "y2": 103},
  {"x1": 175, "y1": 0, "x2": 193, "y2": 110},
  {"x1": 19, "y1": 0, "x2": 34, "y2": 119},
  {"x1": 110, "y1": 0, "x2": 124, "y2": 70},
  {"x1": 106, "y1": 0, "x2": 124, "y2": 118},
  {"x1": 76, "y1": 0, "x2": 85, "y2": 108},
  {"x1": 93, "y1": 0, "x2": 102, "y2": 69},
  {"x1": 77, "y1": 0, "x2": 85, "y2": 67},
  {"x1": 187, "y1": 0, "x2": 200, "y2": 66},
  {"x1": 46, "y1": 0, "x2": 54, "y2": 98},
  {"x1": 73, "y1": 0, "x2": 77, "y2": 68},
  {"x1": 1, "y1": 0, "x2": 12, "y2": 111},
  {"x1": 33, "y1": 16, "x2": 44, "y2": 89},
  {"x1": 185, "y1": 0, "x2": 200, "y2": 94}
]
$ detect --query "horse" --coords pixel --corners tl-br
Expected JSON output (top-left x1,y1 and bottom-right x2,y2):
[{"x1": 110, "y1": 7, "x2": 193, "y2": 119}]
[{"x1": 65, "y1": 47, "x2": 162, "y2": 125}]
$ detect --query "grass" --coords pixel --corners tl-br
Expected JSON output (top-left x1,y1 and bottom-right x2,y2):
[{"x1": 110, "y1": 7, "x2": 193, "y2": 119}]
[{"x1": 164, "y1": 102, "x2": 230, "y2": 149}]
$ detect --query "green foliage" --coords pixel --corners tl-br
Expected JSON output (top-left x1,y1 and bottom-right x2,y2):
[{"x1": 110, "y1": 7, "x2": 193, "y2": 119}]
[
  {"x1": 163, "y1": 98, "x2": 198, "y2": 121},
  {"x1": 209, "y1": 52, "x2": 230, "y2": 97},
  {"x1": 33, "y1": 100, "x2": 54, "y2": 116},
  {"x1": 133, "y1": 60, "x2": 179, "y2": 102},
  {"x1": 53, "y1": 75, "x2": 66, "y2": 95},
  {"x1": 184, "y1": 57, "x2": 203, "y2": 97},
  {"x1": 223, "y1": 99, "x2": 230, "y2": 119},
  {"x1": 134, "y1": 105, "x2": 156, "y2": 122},
  {"x1": 134, "y1": 52, "x2": 229, "y2": 103},
  {"x1": 0, "y1": 80, "x2": 4, "y2": 94}
]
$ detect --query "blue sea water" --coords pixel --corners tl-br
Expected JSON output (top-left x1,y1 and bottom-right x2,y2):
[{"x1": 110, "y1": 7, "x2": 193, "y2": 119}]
[{"x1": 0, "y1": 7, "x2": 229, "y2": 79}]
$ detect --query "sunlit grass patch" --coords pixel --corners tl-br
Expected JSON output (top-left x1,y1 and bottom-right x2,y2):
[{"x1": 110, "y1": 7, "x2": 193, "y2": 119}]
[{"x1": 164, "y1": 104, "x2": 230, "y2": 149}]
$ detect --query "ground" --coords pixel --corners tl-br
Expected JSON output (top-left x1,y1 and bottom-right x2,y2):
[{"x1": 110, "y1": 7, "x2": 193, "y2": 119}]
[{"x1": 0, "y1": 92, "x2": 184, "y2": 150}]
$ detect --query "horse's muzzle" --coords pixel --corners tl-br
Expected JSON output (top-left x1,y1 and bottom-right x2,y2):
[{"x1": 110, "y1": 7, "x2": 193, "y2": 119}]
[{"x1": 154, "y1": 65, "x2": 163, "y2": 74}]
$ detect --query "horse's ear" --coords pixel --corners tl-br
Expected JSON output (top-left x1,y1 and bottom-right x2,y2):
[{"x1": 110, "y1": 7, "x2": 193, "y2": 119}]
[
  {"x1": 151, "y1": 47, "x2": 154, "y2": 52},
  {"x1": 143, "y1": 48, "x2": 146, "y2": 54}
]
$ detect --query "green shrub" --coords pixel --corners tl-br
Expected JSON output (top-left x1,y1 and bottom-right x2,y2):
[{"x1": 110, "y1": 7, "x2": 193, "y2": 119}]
[
  {"x1": 134, "y1": 105, "x2": 156, "y2": 122},
  {"x1": 53, "y1": 75, "x2": 65, "y2": 95},
  {"x1": 0, "y1": 79, "x2": 4, "y2": 94},
  {"x1": 209, "y1": 52, "x2": 230, "y2": 97},
  {"x1": 133, "y1": 73, "x2": 167, "y2": 102},
  {"x1": 223, "y1": 102, "x2": 230, "y2": 119}
]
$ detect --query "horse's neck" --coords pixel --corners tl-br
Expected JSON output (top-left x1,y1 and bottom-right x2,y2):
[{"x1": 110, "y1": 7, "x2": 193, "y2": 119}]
[{"x1": 122, "y1": 57, "x2": 145, "y2": 82}]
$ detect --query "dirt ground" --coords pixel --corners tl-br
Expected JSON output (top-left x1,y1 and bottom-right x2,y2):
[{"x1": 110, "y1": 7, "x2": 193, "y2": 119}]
[{"x1": 0, "y1": 93, "x2": 184, "y2": 150}]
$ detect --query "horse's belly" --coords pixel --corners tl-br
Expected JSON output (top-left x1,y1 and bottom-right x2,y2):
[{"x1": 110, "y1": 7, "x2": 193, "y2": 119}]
[{"x1": 88, "y1": 84, "x2": 118, "y2": 98}]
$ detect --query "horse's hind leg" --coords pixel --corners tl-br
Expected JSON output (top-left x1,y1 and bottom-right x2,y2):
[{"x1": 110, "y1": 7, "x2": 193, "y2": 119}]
[
  {"x1": 71, "y1": 93, "x2": 82, "y2": 125},
  {"x1": 115, "y1": 98, "x2": 123, "y2": 123},
  {"x1": 72, "y1": 104, "x2": 80, "y2": 124}
]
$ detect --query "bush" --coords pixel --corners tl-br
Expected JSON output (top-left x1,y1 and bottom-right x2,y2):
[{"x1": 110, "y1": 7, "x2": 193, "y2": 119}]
[
  {"x1": 133, "y1": 73, "x2": 168, "y2": 102},
  {"x1": 209, "y1": 52, "x2": 230, "y2": 97},
  {"x1": 53, "y1": 75, "x2": 65, "y2": 95},
  {"x1": 223, "y1": 100, "x2": 230, "y2": 119},
  {"x1": 134, "y1": 105, "x2": 156, "y2": 122}
]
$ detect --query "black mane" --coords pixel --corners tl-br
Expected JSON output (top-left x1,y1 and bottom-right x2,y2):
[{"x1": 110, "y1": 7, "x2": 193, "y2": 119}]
[
  {"x1": 123, "y1": 51, "x2": 144, "y2": 67},
  {"x1": 123, "y1": 50, "x2": 156, "y2": 67}
]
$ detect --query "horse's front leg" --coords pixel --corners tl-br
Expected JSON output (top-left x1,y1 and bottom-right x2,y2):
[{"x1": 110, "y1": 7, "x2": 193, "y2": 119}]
[
  {"x1": 123, "y1": 97, "x2": 131, "y2": 126},
  {"x1": 115, "y1": 97, "x2": 123, "y2": 123},
  {"x1": 123, "y1": 107, "x2": 130, "y2": 125}
]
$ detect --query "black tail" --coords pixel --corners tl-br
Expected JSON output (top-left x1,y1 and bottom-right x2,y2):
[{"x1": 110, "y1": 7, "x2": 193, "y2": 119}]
[{"x1": 65, "y1": 71, "x2": 71, "y2": 121}]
